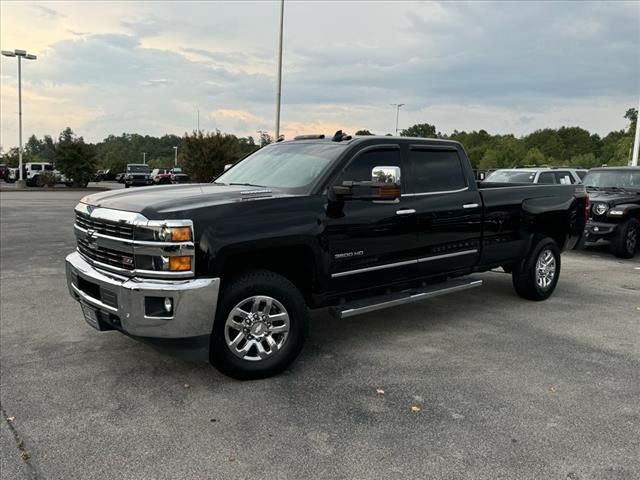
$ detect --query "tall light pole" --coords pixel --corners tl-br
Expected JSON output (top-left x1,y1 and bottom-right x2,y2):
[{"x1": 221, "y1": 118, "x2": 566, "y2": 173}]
[
  {"x1": 274, "y1": 0, "x2": 285, "y2": 141},
  {"x1": 142, "y1": 152, "x2": 147, "y2": 164},
  {"x1": 173, "y1": 146, "x2": 178, "y2": 167},
  {"x1": 2, "y1": 49, "x2": 37, "y2": 188},
  {"x1": 631, "y1": 97, "x2": 639, "y2": 167},
  {"x1": 391, "y1": 103, "x2": 405, "y2": 135}
]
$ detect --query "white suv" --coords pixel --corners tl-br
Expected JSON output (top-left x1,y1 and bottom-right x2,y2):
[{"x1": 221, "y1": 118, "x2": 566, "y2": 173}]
[
  {"x1": 25, "y1": 162, "x2": 56, "y2": 186},
  {"x1": 486, "y1": 168, "x2": 586, "y2": 185}
]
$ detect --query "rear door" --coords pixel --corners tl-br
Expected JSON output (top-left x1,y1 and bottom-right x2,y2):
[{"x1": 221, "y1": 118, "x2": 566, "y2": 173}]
[{"x1": 405, "y1": 146, "x2": 482, "y2": 276}]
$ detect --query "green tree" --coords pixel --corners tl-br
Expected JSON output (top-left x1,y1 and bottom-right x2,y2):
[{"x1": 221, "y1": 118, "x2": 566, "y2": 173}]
[
  {"x1": 181, "y1": 130, "x2": 244, "y2": 182},
  {"x1": 568, "y1": 153, "x2": 599, "y2": 168},
  {"x1": 355, "y1": 129, "x2": 374, "y2": 136},
  {"x1": 523, "y1": 147, "x2": 546, "y2": 166},
  {"x1": 400, "y1": 123, "x2": 437, "y2": 138},
  {"x1": 53, "y1": 127, "x2": 97, "y2": 186}
]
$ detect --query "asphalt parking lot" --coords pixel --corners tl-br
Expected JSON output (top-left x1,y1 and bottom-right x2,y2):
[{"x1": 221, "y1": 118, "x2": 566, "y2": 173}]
[{"x1": 1, "y1": 190, "x2": 638, "y2": 480}]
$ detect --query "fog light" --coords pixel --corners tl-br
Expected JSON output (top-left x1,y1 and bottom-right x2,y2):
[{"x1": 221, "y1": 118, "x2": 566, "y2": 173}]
[{"x1": 164, "y1": 297, "x2": 173, "y2": 313}]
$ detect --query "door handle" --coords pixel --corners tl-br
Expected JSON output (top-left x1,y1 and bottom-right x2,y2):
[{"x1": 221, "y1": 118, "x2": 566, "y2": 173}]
[
  {"x1": 463, "y1": 203, "x2": 480, "y2": 209},
  {"x1": 396, "y1": 209, "x2": 416, "y2": 216}
]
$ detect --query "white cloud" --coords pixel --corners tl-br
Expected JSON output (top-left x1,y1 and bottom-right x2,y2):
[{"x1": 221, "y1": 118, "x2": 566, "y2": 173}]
[{"x1": 1, "y1": 0, "x2": 638, "y2": 149}]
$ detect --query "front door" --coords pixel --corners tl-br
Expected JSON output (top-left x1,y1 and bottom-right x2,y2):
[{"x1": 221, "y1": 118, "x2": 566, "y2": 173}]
[{"x1": 323, "y1": 145, "x2": 421, "y2": 294}]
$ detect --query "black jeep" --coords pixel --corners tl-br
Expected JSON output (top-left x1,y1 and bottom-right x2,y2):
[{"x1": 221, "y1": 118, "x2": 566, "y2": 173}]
[{"x1": 583, "y1": 167, "x2": 640, "y2": 258}]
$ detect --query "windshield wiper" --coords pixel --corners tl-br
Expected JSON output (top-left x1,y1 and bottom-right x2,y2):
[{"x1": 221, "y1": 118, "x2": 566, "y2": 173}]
[
  {"x1": 228, "y1": 182, "x2": 265, "y2": 188},
  {"x1": 585, "y1": 185, "x2": 600, "y2": 190}
]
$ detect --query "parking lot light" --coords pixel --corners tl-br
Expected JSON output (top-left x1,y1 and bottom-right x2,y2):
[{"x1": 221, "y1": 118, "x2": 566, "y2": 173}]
[{"x1": 2, "y1": 48, "x2": 38, "y2": 187}]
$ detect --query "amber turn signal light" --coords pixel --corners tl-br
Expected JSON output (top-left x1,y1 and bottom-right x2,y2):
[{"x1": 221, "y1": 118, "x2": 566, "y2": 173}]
[
  {"x1": 169, "y1": 256, "x2": 192, "y2": 271},
  {"x1": 171, "y1": 227, "x2": 192, "y2": 242}
]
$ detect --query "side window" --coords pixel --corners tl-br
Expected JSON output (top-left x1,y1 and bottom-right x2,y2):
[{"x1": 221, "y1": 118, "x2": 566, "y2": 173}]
[
  {"x1": 341, "y1": 149, "x2": 402, "y2": 185},
  {"x1": 44, "y1": 164, "x2": 53, "y2": 171},
  {"x1": 31, "y1": 164, "x2": 42, "y2": 171},
  {"x1": 406, "y1": 149, "x2": 466, "y2": 194},
  {"x1": 538, "y1": 172, "x2": 556, "y2": 184},
  {"x1": 554, "y1": 171, "x2": 573, "y2": 184}
]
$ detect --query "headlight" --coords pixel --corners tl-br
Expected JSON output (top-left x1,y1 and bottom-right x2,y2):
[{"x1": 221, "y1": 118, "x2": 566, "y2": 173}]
[
  {"x1": 593, "y1": 203, "x2": 608, "y2": 216},
  {"x1": 132, "y1": 221, "x2": 195, "y2": 276}
]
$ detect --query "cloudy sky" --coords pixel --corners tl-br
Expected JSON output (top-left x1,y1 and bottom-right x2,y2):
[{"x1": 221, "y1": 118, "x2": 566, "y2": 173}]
[{"x1": 1, "y1": 1, "x2": 638, "y2": 148}]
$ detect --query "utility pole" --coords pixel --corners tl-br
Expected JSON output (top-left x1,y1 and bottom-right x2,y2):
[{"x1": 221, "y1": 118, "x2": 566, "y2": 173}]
[
  {"x1": 274, "y1": 0, "x2": 285, "y2": 140},
  {"x1": 143, "y1": 152, "x2": 147, "y2": 164},
  {"x1": 632, "y1": 97, "x2": 639, "y2": 167},
  {"x1": 1, "y1": 49, "x2": 37, "y2": 188},
  {"x1": 173, "y1": 146, "x2": 178, "y2": 167},
  {"x1": 197, "y1": 109, "x2": 200, "y2": 133},
  {"x1": 391, "y1": 103, "x2": 405, "y2": 135}
]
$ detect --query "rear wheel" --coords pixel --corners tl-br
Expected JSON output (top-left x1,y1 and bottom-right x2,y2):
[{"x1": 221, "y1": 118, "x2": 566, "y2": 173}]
[
  {"x1": 611, "y1": 218, "x2": 639, "y2": 259},
  {"x1": 512, "y1": 237, "x2": 561, "y2": 301},
  {"x1": 210, "y1": 270, "x2": 309, "y2": 380}
]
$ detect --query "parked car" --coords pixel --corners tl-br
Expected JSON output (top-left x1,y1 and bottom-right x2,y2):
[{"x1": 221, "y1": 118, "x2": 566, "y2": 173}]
[
  {"x1": 24, "y1": 162, "x2": 56, "y2": 187},
  {"x1": 95, "y1": 169, "x2": 117, "y2": 182},
  {"x1": 582, "y1": 167, "x2": 640, "y2": 258},
  {"x1": 171, "y1": 172, "x2": 191, "y2": 184},
  {"x1": 151, "y1": 168, "x2": 173, "y2": 185},
  {"x1": 0, "y1": 164, "x2": 9, "y2": 181},
  {"x1": 115, "y1": 172, "x2": 126, "y2": 183},
  {"x1": 124, "y1": 164, "x2": 152, "y2": 188},
  {"x1": 5, "y1": 167, "x2": 18, "y2": 183},
  {"x1": 485, "y1": 168, "x2": 584, "y2": 185},
  {"x1": 65, "y1": 132, "x2": 587, "y2": 379}
]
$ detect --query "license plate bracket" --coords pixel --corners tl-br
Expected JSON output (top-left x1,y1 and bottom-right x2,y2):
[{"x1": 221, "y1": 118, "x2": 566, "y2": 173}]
[{"x1": 80, "y1": 303, "x2": 101, "y2": 330}]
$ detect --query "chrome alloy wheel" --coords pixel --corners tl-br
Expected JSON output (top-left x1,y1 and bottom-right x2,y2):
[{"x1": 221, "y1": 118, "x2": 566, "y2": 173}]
[
  {"x1": 626, "y1": 225, "x2": 638, "y2": 253},
  {"x1": 535, "y1": 248, "x2": 556, "y2": 290},
  {"x1": 224, "y1": 295, "x2": 290, "y2": 362}
]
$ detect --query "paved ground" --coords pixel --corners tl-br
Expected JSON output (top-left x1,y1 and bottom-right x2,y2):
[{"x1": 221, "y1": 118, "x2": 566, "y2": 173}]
[{"x1": 1, "y1": 190, "x2": 638, "y2": 480}]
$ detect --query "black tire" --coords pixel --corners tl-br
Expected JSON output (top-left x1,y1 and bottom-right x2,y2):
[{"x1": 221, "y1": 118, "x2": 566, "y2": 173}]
[
  {"x1": 611, "y1": 218, "x2": 639, "y2": 259},
  {"x1": 210, "y1": 270, "x2": 309, "y2": 380},
  {"x1": 124, "y1": 183, "x2": 130, "y2": 188},
  {"x1": 512, "y1": 237, "x2": 561, "y2": 301}
]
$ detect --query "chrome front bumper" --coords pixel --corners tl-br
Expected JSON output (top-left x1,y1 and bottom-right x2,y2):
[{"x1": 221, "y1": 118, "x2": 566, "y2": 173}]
[{"x1": 65, "y1": 251, "x2": 220, "y2": 338}]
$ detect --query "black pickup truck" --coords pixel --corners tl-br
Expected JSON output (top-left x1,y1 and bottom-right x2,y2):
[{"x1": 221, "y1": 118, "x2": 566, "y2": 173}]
[{"x1": 65, "y1": 133, "x2": 588, "y2": 379}]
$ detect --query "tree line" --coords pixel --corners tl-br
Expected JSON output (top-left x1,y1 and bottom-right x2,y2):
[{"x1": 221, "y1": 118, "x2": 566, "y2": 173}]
[{"x1": 1, "y1": 107, "x2": 636, "y2": 183}]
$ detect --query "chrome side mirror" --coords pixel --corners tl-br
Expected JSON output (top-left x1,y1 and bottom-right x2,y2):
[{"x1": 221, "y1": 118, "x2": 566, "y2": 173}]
[{"x1": 371, "y1": 166, "x2": 401, "y2": 184}]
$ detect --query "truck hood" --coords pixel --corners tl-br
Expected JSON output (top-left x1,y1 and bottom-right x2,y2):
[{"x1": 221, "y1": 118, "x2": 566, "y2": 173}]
[
  {"x1": 587, "y1": 189, "x2": 640, "y2": 206},
  {"x1": 80, "y1": 183, "x2": 295, "y2": 219}
]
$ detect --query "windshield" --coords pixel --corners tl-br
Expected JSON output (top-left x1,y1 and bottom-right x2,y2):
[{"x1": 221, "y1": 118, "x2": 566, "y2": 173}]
[
  {"x1": 216, "y1": 143, "x2": 345, "y2": 191},
  {"x1": 486, "y1": 170, "x2": 536, "y2": 183},
  {"x1": 583, "y1": 170, "x2": 640, "y2": 190},
  {"x1": 127, "y1": 165, "x2": 150, "y2": 173}
]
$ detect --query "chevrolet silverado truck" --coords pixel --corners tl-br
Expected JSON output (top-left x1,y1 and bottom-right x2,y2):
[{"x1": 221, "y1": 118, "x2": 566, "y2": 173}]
[
  {"x1": 65, "y1": 132, "x2": 588, "y2": 379},
  {"x1": 582, "y1": 167, "x2": 640, "y2": 258}
]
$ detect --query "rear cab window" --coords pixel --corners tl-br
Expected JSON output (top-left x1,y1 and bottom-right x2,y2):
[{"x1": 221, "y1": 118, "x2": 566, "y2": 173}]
[
  {"x1": 405, "y1": 147, "x2": 467, "y2": 194},
  {"x1": 537, "y1": 172, "x2": 556, "y2": 184}
]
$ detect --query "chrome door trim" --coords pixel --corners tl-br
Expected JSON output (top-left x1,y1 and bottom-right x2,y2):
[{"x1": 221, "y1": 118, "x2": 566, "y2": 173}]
[
  {"x1": 331, "y1": 259, "x2": 417, "y2": 278},
  {"x1": 331, "y1": 249, "x2": 479, "y2": 278},
  {"x1": 463, "y1": 203, "x2": 480, "y2": 209},
  {"x1": 401, "y1": 186, "x2": 469, "y2": 197},
  {"x1": 417, "y1": 249, "x2": 478, "y2": 263}
]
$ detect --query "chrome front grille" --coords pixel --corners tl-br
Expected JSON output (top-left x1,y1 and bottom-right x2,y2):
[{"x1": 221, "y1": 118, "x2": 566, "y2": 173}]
[
  {"x1": 77, "y1": 238, "x2": 134, "y2": 270},
  {"x1": 73, "y1": 203, "x2": 195, "y2": 279},
  {"x1": 75, "y1": 212, "x2": 134, "y2": 240}
]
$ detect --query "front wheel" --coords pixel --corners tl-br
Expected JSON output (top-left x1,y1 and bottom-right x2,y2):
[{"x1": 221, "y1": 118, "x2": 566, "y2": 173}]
[
  {"x1": 512, "y1": 237, "x2": 561, "y2": 301},
  {"x1": 611, "y1": 218, "x2": 639, "y2": 259},
  {"x1": 210, "y1": 270, "x2": 309, "y2": 380}
]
